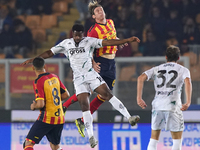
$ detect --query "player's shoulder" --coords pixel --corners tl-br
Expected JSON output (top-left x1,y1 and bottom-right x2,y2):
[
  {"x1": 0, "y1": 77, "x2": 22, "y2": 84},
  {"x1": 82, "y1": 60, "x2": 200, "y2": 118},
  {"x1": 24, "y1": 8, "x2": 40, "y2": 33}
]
[
  {"x1": 62, "y1": 38, "x2": 72, "y2": 43},
  {"x1": 107, "y1": 19, "x2": 114, "y2": 23},
  {"x1": 88, "y1": 24, "x2": 96, "y2": 33},
  {"x1": 34, "y1": 73, "x2": 51, "y2": 84},
  {"x1": 49, "y1": 73, "x2": 58, "y2": 78},
  {"x1": 56, "y1": 38, "x2": 71, "y2": 46},
  {"x1": 174, "y1": 63, "x2": 189, "y2": 71},
  {"x1": 84, "y1": 36, "x2": 99, "y2": 44}
]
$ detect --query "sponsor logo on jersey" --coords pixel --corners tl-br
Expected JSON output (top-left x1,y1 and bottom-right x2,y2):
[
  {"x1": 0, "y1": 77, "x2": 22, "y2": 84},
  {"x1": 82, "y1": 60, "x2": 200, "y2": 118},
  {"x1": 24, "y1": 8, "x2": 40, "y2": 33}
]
[
  {"x1": 69, "y1": 47, "x2": 85, "y2": 55},
  {"x1": 157, "y1": 89, "x2": 176, "y2": 96}
]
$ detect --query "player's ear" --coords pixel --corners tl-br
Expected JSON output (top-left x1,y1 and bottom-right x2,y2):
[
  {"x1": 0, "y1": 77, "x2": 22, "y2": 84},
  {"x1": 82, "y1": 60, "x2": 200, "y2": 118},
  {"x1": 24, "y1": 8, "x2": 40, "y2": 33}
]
[
  {"x1": 32, "y1": 65, "x2": 35, "y2": 71},
  {"x1": 165, "y1": 56, "x2": 167, "y2": 60},
  {"x1": 44, "y1": 65, "x2": 46, "y2": 70},
  {"x1": 92, "y1": 14, "x2": 95, "y2": 19}
]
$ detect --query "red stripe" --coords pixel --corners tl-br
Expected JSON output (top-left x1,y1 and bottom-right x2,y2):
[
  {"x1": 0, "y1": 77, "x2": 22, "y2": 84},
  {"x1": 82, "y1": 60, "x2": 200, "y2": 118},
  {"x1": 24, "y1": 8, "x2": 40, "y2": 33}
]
[
  {"x1": 50, "y1": 117, "x2": 55, "y2": 124},
  {"x1": 105, "y1": 24, "x2": 110, "y2": 32},
  {"x1": 96, "y1": 49, "x2": 99, "y2": 57},
  {"x1": 24, "y1": 146, "x2": 33, "y2": 150},
  {"x1": 37, "y1": 111, "x2": 41, "y2": 121},
  {"x1": 109, "y1": 46, "x2": 115, "y2": 54},
  {"x1": 25, "y1": 138, "x2": 35, "y2": 144},
  {"x1": 57, "y1": 116, "x2": 61, "y2": 124},
  {"x1": 96, "y1": 24, "x2": 104, "y2": 35},
  {"x1": 63, "y1": 116, "x2": 65, "y2": 123},
  {"x1": 102, "y1": 46, "x2": 107, "y2": 54},
  {"x1": 43, "y1": 111, "x2": 47, "y2": 122}
]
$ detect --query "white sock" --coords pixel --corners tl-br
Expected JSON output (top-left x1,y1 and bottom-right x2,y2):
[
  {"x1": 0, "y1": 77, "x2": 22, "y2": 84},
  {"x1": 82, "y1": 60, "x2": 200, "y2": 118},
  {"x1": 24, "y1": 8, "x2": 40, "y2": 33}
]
[
  {"x1": 109, "y1": 96, "x2": 131, "y2": 119},
  {"x1": 147, "y1": 138, "x2": 158, "y2": 150},
  {"x1": 172, "y1": 139, "x2": 182, "y2": 150},
  {"x1": 83, "y1": 110, "x2": 93, "y2": 138}
]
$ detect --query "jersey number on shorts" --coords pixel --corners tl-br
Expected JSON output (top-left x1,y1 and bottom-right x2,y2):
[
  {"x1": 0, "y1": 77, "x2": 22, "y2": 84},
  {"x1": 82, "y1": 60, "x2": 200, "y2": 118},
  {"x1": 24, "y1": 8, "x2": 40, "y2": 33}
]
[{"x1": 157, "y1": 70, "x2": 178, "y2": 88}]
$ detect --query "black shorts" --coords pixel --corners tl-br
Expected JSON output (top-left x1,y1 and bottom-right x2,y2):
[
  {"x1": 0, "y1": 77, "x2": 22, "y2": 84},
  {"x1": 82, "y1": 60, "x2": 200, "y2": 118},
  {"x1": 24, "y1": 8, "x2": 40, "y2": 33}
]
[
  {"x1": 94, "y1": 56, "x2": 116, "y2": 90},
  {"x1": 26, "y1": 120, "x2": 63, "y2": 145}
]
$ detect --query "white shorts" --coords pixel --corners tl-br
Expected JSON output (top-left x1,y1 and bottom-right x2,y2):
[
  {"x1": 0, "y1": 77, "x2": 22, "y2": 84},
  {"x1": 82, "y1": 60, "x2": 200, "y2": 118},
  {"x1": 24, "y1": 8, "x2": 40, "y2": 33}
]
[
  {"x1": 74, "y1": 71, "x2": 105, "y2": 95},
  {"x1": 151, "y1": 110, "x2": 184, "y2": 132}
]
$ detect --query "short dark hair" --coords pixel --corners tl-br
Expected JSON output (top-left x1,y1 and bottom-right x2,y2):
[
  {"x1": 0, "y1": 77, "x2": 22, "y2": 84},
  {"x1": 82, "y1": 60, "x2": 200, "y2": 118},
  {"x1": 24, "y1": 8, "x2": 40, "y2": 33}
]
[
  {"x1": 166, "y1": 45, "x2": 180, "y2": 62},
  {"x1": 72, "y1": 24, "x2": 84, "y2": 32},
  {"x1": 33, "y1": 57, "x2": 45, "y2": 70},
  {"x1": 88, "y1": 1, "x2": 102, "y2": 15}
]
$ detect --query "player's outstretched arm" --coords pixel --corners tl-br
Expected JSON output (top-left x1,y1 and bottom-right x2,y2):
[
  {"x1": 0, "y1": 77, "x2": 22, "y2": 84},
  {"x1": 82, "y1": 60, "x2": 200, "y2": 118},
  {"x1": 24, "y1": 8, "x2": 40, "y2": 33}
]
[
  {"x1": 181, "y1": 77, "x2": 192, "y2": 111},
  {"x1": 137, "y1": 73, "x2": 147, "y2": 109},
  {"x1": 102, "y1": 36, "x2": 140, "y2": 47},
  {"x1": 21, "y1": 50, "x2": 54, "y2": 66}
]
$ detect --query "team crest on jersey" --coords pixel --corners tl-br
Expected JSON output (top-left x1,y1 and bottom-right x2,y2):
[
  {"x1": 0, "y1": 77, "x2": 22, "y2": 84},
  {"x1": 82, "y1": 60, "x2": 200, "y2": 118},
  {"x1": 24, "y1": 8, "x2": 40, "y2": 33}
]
[{"x1": 69, "y1": 47, "x2": 85, "y2": 55}]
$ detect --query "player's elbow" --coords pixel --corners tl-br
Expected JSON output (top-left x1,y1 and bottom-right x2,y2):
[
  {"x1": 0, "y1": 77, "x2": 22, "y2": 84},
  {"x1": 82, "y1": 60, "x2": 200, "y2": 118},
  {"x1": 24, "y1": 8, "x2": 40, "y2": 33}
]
[
  {"x1": 138, "y1": 73, "x2": 147, "y2": 82},
  {"x1": 37, "y1": 100, "x2": 45, "y2": 108},
  {"x1": 61, "y1": 91, "x2": 70, "y2": 100}
]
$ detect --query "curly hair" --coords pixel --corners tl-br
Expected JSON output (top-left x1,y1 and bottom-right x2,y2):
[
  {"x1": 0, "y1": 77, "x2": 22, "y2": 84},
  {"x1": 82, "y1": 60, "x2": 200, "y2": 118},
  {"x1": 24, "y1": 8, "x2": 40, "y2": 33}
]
[{"x1": 166, "y1": 45, "x2": 180, "y2": 62}]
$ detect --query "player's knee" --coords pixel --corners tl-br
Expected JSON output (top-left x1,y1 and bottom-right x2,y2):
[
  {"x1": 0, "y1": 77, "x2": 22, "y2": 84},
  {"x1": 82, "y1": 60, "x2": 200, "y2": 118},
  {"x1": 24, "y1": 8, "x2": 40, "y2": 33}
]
[
  {"x1": 101, "y1": 91, "x2": 112, "y2": 100},
  {"x1": 79, "y1": 101, "x2": 90, "y2": 111},
  {"x1": 23, "y1": 140, "x2": 34, "y2": 149}
]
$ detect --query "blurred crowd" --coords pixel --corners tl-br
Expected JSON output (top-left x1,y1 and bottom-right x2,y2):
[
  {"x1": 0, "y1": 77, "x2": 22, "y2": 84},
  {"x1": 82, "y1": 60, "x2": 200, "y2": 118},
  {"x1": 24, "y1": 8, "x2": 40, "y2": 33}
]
[
  {"x1": 0, "y1": 0, "x2": 53, "y2": 58},
  {"x1": 0, "y1": 0, "x2": 200, "y2": 58},
  {"x1": 84, "y1": 0, "x2": 200, "y2": 57}
]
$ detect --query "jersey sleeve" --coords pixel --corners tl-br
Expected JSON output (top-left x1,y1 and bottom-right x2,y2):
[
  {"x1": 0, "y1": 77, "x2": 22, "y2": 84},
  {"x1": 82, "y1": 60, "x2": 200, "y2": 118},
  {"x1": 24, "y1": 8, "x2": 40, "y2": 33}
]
[
  {"x1": 89, "y1": 37, "x2": 103, "y2": 49},
  {"x1": 87, "y1": 26, "x2": 98, "y2": 38},
  {"x1": 182, "y1": 68, "x2": 191, "y2": 80},
  {"x1": 144, "y1": 67, "x2": 156, "y2": 81},
  {"x1": 33, "y1": 81, "x2": 45, "y2": 101},
  {"x1": 50, "y1": 40, "x2": 67, "y2": 55}
]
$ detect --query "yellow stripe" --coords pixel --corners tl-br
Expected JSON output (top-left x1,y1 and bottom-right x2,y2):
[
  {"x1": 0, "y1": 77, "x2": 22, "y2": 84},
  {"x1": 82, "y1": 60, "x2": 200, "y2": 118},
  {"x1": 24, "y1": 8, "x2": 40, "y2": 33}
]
[
  {"x1": 35, "y1": 98, "x2": 44, "y2": 101},
  {"x1": 95, "y1": 26, "x2": 103, "y2": 39},
  {"x1": 97, "y1": 94, "x2": 106, "y2": 102},
  {"x1": 95, "y1": 27, "x2": 104, "y2": 56},
  {"x1": 24, "y1": 145, "x2": 33, "y2": 150}
]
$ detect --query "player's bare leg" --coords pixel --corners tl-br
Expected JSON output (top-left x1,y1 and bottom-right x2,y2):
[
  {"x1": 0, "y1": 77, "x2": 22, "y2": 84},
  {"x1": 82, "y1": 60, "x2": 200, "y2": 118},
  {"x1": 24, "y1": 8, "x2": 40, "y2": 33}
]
[
  {"x1": 77, "y1": 93, "x2": 98, "y2": 148},
  {"x1": 95, "y1": 83, "x2": 140, "y2": 125},
  {"x1": 171, "y1": 131, "x2": 183, "y2": 150}
]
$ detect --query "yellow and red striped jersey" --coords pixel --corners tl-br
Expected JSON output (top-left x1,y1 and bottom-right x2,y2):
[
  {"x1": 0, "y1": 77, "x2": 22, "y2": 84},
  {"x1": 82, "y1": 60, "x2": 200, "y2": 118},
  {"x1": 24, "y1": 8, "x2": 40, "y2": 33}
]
[
  {"x1": 33, "y1": 73, "x2": 67, "y2": 124},
  {"x1": 87, "y1": 19, "x2": 117, "y2": 57}
]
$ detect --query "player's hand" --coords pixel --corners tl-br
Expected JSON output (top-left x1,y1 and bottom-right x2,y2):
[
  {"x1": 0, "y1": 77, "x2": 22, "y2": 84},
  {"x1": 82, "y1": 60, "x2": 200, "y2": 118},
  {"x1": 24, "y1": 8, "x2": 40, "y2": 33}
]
[
  {"x1": 137, "y1": 98, "x2": 147, "y2": 109},
  {"x1": 21, "y1": 58, "x2": 34, "y2": 66},
  {"x1": 93, "y1": 62, "x2": 101, "y2": 73},
  {"x1": 128, "y1": 36, "x2": 140, "y2": 43},
  {"x1": 181, "y1": 102, "x2": 190, "y2": 111},
  {"x1": 30, "y1": 100, "x2": 36, "y2": 111}
]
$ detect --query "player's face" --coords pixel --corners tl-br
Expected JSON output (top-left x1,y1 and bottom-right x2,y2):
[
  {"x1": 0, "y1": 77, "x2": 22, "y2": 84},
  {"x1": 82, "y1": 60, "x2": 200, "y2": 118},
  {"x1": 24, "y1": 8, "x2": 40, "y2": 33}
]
[
  {"x1": 93, "y1": 6, "x2": 105, "y2": 20},
  {"x1": 73, "y1": 31, "x2": 83, "y2": 43}
]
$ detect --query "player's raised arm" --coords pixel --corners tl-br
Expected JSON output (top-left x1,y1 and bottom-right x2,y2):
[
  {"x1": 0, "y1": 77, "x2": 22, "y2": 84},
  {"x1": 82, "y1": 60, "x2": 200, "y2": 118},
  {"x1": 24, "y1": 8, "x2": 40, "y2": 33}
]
[
  {"x1": 21, "y1": 50, "x2": 54, "y2": 66},
  {"x1": 102, "y1": 36, "x2": 140, "y2": 47}
]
